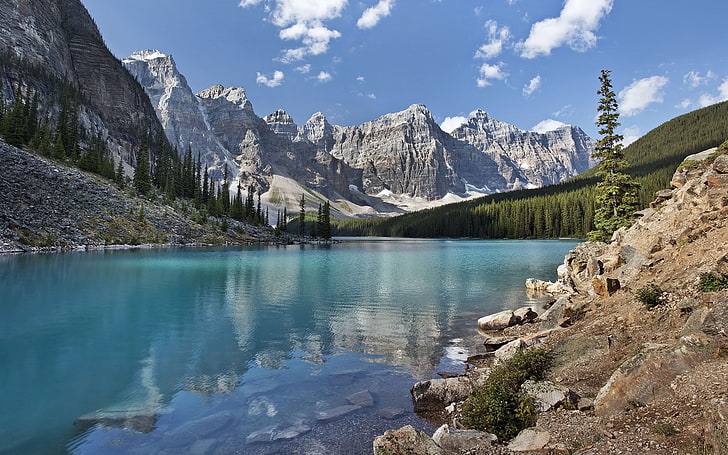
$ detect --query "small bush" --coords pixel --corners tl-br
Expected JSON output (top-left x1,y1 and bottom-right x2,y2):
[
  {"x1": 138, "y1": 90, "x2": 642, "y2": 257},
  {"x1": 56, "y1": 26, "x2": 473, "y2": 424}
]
[
  {"x1": 460, "y1": 348, "x2": 551, "y2": 441},
  {"x1": 635, "y1": 284, "x2": 664, "y2": 309},
  {"x1": 654, "y1": 423, "x2": 678, "y2": 437},
  {"x1": 697, "y1": 272, "x2": 728, "y2": 292}
]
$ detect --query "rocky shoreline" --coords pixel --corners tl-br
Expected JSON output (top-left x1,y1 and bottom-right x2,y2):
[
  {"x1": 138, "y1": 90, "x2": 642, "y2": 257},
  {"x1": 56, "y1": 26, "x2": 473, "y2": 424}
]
[{"x1": 375, "y1": 149, "x2": 728, "y2": 454}]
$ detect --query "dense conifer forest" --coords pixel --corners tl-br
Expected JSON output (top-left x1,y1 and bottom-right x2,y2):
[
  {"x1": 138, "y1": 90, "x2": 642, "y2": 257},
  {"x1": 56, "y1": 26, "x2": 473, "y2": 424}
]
[{"x1": 333, "y1": 100, "x2": 728, "y2": 239}]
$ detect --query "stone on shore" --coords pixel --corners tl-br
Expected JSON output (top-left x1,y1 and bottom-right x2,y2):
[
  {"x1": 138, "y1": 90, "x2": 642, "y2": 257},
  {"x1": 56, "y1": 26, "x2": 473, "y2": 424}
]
[
  {"x1": 521, "y1": 380, "x2": 580, "y2": 412},
  {"x1": 477, "y1": 310, "x2": 517, "y2": 331},
  {"x1": 507, "y1": 427, "x2": 551, "y2": 452},
  {"x1": 494, "y1": 339, "x2": 527, "y2": 363},
  {"x1": 432, "y1": 425, "x2": 498, "y2": 452},
  {"x1": 373, "y1": 425, "x2": 442, "y2": 455},
  {"x1": 514, "y1": 306, "x2": 538, "y2": 324},
  {"x1": 411, "y1": 377, "x2": 474, "y2": 413}
]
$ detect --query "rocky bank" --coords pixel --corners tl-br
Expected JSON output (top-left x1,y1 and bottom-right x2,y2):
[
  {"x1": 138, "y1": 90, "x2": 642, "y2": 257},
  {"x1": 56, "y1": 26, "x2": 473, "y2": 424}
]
[
  {"x1": 377, "y1": 148, "x2": 728, "y2": 454},
  {"x1": 0, "y1": 141, "x2": 282, "y2": 253}
]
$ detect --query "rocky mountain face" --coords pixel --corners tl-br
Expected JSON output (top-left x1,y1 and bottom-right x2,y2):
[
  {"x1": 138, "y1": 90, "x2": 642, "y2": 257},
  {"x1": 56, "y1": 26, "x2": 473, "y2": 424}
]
[
  {"x1": 125, "y1": 51, "x2": 595, "y2": 216},
  {"x1": 0, "y1": 0, "x2": 166, "y2": 163},
  {"x1": 122, "y1": 50, "x2": 595, "y2": 215}
]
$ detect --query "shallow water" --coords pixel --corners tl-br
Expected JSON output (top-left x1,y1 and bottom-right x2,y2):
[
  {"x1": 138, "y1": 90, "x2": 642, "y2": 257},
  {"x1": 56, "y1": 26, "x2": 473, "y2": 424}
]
[{"x1": 0, "y1": 239, "x2": 577, "y2": 454}]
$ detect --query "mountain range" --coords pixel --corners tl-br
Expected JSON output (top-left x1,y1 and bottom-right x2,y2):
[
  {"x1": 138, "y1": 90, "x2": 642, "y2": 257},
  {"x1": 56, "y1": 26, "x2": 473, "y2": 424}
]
[
  {"x1": 1, "y1": 0, "x2": 595, "y2": 218},
  {"x1": 123, "y1": 50, "x2": 596, "y2": 216}
]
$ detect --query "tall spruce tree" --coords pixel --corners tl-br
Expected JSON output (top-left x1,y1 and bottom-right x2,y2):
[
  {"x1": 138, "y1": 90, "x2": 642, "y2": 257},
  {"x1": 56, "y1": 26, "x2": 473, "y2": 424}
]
[
  {"x1": 589, "y1": 70, "x2": 640, "y2": 242},
  {"x1": 299, "y1": 194, "x2": 306, "y2": 236}
]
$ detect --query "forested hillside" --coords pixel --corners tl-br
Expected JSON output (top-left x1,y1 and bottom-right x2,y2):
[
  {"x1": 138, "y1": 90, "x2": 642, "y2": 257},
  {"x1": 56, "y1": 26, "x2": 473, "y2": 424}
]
[{"x1": 334, "y1": 101, "x2": 728, "y2": 238}]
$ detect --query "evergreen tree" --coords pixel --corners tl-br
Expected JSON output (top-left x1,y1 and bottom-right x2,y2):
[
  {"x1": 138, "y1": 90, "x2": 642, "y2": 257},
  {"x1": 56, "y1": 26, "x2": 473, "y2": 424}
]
[
  {"x1": 299, "y1": 193, "x2": 306, "y2": 236},
  {"x1": 115, "y1": 160, "x2": 125, "y2": 188},
  {"x1": 133, "y1": 132, "x2": 152, "y2": 196},
  {"x1": 282, "y1": 206, "x2": 288, "y2": 232},
  {"x1": 589, "y1": 70, "x2": 640, "y2": 242},
  {"x1": 321, "y1": 201, "x2": 332, "y2": 239}
]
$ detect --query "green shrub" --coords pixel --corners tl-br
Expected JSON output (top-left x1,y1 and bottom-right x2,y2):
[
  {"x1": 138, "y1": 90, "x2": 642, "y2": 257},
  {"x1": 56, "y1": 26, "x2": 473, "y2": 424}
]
[
  {"x1": 653, "y1": 423, "x2": 678, "y2": 437},
  {"x1": 698, "y1": 272, "x2": 728, "y2": 292},
  {"x1": 635, "y1": 284, "x2": 664, "y2": 309},
  {"x1": 460, "y1": 348, "x2": 551, "y2": 440}
]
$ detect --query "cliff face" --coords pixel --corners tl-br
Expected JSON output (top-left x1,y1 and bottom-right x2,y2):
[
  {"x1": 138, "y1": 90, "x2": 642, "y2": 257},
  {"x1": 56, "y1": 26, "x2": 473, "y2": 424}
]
[{"x1": 0, "y1": 0, "x2": 166, "y2": 161}]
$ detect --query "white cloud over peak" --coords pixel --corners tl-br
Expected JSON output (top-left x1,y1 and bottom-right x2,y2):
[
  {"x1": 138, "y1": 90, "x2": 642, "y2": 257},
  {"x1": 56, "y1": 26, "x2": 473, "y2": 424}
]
[
  {"x1": 698, "y1": 79, "x2": 728, "y2": 107},
  {"x1": 477, "y1": 62, "x2": 507, "y2": 87},
  {"x1": 256, "y1": 70, "x2": 285, "y2": 87},
  {"x1": 475, "y1": 20, "x2": 512, "y2": 60},
  {"x1": 441, "y1": 116, "x2": 468, "y2": 133},
  {"x1": 518, "y1": 0, "x2": 613, "y2": 58},
  {"x1": 523, "y1": 75, "x2": 541, "y2": 96},
  {"x1": 618, "y1": 76, "x2": 669, "y2": 116},
  {"x1": 684, "y1": 70, "x2": 716, "y2": 88},
  {"x1": 622, "y1": 126, "x2": 641, "y2": 147},
  {"x1": 532, "y1": 119, "x2": 567, "y2": 133},
  {"x1": 316, "y1": 71, "x2": 333, "y2": 82},
  {"x1": 240, "y1": 0, "x2": 347, "y2": 61},
  {"x1": 357, "y1": 0, "x2": 395, "y2": 29}
]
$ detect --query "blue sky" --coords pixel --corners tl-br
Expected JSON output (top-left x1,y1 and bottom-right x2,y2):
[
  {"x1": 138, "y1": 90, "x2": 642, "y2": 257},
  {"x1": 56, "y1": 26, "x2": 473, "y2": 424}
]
[{"x1": 81, "y1": 0, "x2": 728, "y2": 144}]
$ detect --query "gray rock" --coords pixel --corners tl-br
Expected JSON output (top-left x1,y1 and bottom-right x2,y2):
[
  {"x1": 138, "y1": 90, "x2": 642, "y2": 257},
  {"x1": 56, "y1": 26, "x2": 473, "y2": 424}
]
[
  {"x1": 347, "y1": 390, "x2": 374, "y2": 407},
  {"x1": 483, "y1": 335, "x2": 517, "y2": 352},
  {"x1": 378, "y1": 407, "x2": 406, "y2": 420},
  {"x1": 373, "y1": 425, "x2": 442, "y2": 455},
  {"x1": 432, "y1": 425, "x2": 497, "y2": 452},
  {"x1": 315, "y1": 405, "x2": 360, "y2": 422},
  {"x1": 411, "y1": 377, "x2": 474, "y2": 412},
  {"x1": 494, "y1": 339, "x2": 527, "y2": 363},
  {"x1": 514, "y1": 307, "x2": 538, "y2": 324},
  {"x1": 521, "y1": 380, "x2": 580, "y2": 412},
  {"x1": 272, "y1": 423, "x2": 311, "y2": 441},
  {"x1": 507, "y1": 427, "x2": 551, "y2": 452},
  {"x1": 477, "y1": 310, "x2": 517, "y2": 331}
]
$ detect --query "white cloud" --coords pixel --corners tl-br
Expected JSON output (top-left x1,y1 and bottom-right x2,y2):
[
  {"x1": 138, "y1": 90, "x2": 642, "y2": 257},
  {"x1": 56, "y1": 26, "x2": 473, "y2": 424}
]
[
  {"x1": 367, "y1": 93, "x2": 376, "y2": 99},
  {"x1": 698, "y1": 79, "x2": 728, "y2": 107},
  {"x1": 684, "y1": 70, "x2": 715, "y2": 88},
  {"x1": 356, "y1": 76, "x2": 365, "y2": 82},
  {"x1": 618, "y1": 76, "x2": 669, "y2": 116},
  {"x1": 475, "y1": 20, "x2": 512, "y2": 60},
  {"x1": 316, "y1": 71, "x2": 333, "y2": 82},
  {"x1": 518, "y1": 0, "x2": 613, "y2": 58},
  {"x1": 256, "y1": 70, "x2": 285, "y2": 87},
  {"x1": 477, "y1": 62, "x2": 507, "y2": 87},
  {"x1": 532, "y1": 119, "x2": 567, "y2": 133},
  {"x1": 294, "y1": 63, "x2": 311, "y2": 73},
  {"x1": 552, "y1": 104, "x2": 572, "y2": 118},
  {"x1": 523, "y1": 75, "x2": 541, "y2": 96},
  {"x1": 677, "y1": 98, "x2": 693, "y2": 110},
  {"x1": 357, "y1": 0, "x2": 395, "y2": 29},
  {"x1": 622, "y1": 126, "x2": 641, "y2": 147},
  {"x1": 441, "y1": 116, "x2": 468, "y2": 133},
  {"x1": 240, "y1": 0, "x2": 348, "y2": 61}
]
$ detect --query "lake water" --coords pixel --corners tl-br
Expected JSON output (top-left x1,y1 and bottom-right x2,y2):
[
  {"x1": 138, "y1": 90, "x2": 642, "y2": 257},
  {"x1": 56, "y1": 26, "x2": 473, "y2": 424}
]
[{"x1": 0, "y1": 239, "x2": 578, "y2": 455}]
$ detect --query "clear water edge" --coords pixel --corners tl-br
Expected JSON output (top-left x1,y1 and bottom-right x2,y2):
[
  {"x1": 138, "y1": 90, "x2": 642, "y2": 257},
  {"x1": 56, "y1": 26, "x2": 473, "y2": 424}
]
[{"x1": 0, "y1": 238, "x2": 578, "y2": 454}]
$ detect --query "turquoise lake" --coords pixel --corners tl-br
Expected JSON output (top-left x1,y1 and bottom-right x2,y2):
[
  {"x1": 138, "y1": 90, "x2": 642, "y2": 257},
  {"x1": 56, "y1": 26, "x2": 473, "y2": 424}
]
[{"x1": 0, "y1": 239, "x2": 578, "y2": 454}]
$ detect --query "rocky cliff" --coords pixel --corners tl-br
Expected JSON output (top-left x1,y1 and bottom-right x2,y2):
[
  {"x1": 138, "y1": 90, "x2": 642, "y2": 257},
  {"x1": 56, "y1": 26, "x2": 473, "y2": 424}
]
[
  {"x1": 0, "y1": 0, "x2": 166, "y2": 162},
  {"x1": 124, "y1": 50, "x2": 595, "y2": 216}
]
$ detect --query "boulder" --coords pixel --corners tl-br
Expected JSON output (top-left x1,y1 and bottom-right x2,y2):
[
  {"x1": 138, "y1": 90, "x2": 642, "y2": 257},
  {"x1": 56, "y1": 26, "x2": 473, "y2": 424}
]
[
  {"x1": 411, "y1": 377, "x2": 474, "y2": 413},
  {"x1": 514, "y1": 307, "x2": 538, "y2": 324},
  {"x1": 432, "y1": 425, "x2": 497, "y2": 452},
  {"x1": 373, "y1": 425, "x2": 442, "y2": 455},
  {"x1": 591, "y1": 276, "x2": 620, "y2": 298},
  {"x1": 507, "y1": 427, "x2": 551, "y2": 452},
  {"x1": 713, "y1": 153, "x2": 728, "y2": 173},
  {"x1": 536, "y1": 296, "x2": 579, "y2": 331},
  {"x1": 483, "y1": 335, "x2": 517, "y2": 352},
  {"x1": 494, "y1": 339, "x2": 527, "y2": 363},
  {"x1": 521, "y1": 380, "x2": 580, "y2": 412},
  {"x1": 477, "y1": 310, "x2": 517, "y2": 331}
]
